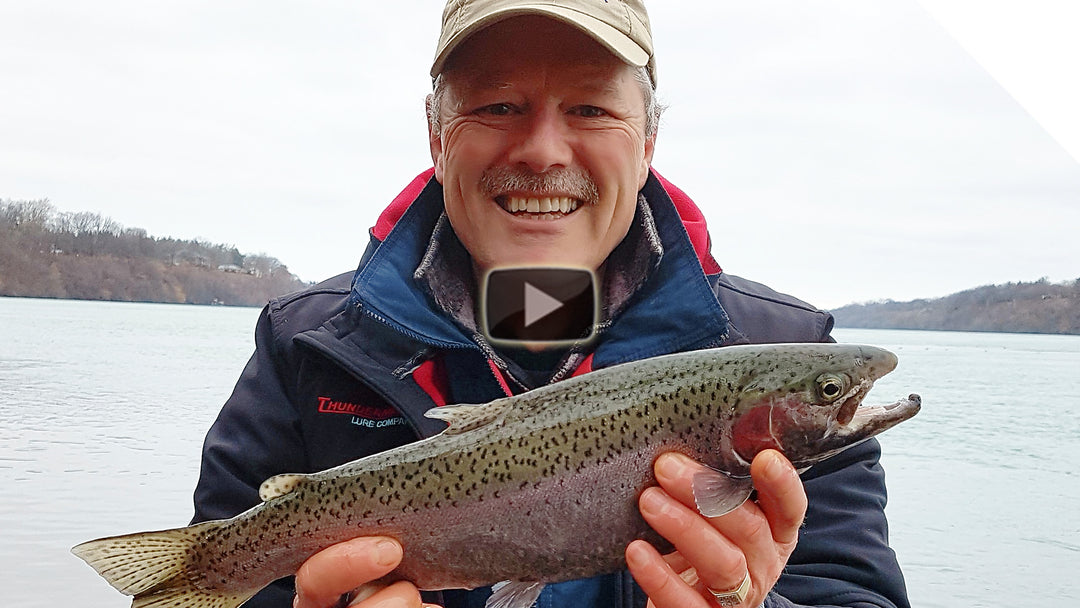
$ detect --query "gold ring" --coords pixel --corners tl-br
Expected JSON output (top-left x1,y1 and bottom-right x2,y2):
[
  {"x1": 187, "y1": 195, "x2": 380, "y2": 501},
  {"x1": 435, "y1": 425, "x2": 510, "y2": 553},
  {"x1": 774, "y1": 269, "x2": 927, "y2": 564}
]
[{"x1": 706, "y1": 572, "x2": 751, "y2": 607}]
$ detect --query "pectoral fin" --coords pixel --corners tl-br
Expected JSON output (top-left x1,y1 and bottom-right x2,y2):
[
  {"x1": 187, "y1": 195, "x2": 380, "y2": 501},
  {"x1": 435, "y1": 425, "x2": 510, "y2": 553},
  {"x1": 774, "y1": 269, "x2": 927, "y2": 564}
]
[
  {"x1": 691, "y1": 467, "x2": 754, "y2": 518},
  {"x1": 486, "y1": 581, "x2": 545, "y2": 608}
]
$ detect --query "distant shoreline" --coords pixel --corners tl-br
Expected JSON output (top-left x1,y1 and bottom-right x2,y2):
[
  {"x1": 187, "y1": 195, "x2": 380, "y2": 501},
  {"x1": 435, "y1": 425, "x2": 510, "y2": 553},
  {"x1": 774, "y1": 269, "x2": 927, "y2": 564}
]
[
  {"x1": 0, "y1": 252, "x2": 307, "y2": 308},
  {"x1": 830, "y1": 278, "x2": 1080, "y2": 336},
  {"x1": 0, "y1": 293, "x2": 266, "y2": 308},
  {"x1": 1, "y1": 198, "x2": 308, "y2": 307}
]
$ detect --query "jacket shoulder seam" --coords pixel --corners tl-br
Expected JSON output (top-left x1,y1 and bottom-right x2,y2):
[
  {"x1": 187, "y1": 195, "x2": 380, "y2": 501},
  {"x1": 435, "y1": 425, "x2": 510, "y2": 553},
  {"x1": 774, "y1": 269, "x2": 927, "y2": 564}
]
[
  {"x1": 271, "y1": 286, "x2": 350, "y2": 310},
  {"x1": 714, "y1": 276, "x2": 824, "y2": 314},
  {"x1": 268, "y1": 273, "x2": 353, "y2": 313}
]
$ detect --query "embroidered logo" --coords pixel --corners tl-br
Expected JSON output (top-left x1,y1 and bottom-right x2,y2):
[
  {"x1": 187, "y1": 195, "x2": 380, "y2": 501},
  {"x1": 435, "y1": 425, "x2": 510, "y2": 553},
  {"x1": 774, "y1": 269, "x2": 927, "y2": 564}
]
[{"x1": 316, "y1": 396, "x2": 406, "y2": 429}]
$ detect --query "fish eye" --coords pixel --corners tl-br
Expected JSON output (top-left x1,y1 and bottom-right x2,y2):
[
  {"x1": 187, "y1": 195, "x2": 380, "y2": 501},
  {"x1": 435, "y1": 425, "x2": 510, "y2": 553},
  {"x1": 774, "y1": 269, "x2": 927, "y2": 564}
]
[{"x1": 816, "y1": 374, "x2": 847, "y2": 402}]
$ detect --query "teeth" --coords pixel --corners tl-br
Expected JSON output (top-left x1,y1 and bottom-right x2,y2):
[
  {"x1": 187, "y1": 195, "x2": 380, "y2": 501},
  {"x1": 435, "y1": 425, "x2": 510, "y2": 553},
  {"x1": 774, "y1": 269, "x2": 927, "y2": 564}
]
[{"x1": 504, "y1": 197, "x2": 579, "y2": 215}]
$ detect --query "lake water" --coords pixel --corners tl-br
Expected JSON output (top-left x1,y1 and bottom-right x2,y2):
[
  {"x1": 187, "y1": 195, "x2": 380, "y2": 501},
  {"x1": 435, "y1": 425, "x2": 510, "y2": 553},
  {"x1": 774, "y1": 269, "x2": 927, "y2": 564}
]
[{"x1": 1, "y1": 296, "x2": 1078, "y2": 607}]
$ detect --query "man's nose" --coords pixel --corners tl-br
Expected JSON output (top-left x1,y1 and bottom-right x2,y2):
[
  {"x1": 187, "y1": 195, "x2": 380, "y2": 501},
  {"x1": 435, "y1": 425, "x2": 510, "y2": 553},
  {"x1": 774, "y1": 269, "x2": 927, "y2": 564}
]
[{"x1": 507, "y1": 108, "x2": 573, "y2": 173}]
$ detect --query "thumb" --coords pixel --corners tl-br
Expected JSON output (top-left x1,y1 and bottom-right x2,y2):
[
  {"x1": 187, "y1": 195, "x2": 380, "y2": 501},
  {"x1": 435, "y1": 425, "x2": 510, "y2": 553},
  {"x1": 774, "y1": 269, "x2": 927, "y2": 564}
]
[{"x1": 294, "y1": 537, "x2": 403, "y2": 608}]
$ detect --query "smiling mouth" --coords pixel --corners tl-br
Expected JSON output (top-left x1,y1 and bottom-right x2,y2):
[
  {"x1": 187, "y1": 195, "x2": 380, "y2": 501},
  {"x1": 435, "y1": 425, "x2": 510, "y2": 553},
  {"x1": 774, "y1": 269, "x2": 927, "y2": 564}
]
[{"x1": 495, "y1": 195, "x2": 581, "y2": 219}]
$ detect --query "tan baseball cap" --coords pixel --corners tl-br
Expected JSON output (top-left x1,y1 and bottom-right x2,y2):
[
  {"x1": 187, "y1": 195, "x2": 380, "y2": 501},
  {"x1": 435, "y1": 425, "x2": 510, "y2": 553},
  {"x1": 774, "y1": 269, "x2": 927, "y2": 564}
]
[{"x1": 431, "y1": 0, "x2": 656, "y2": 86}]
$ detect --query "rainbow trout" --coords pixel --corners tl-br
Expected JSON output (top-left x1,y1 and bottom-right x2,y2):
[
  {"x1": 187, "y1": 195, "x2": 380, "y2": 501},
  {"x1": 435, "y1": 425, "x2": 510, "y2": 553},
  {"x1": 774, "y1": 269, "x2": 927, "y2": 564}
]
[{"x1": 73, "y1": 343, "x2": 920, "y2": 608}]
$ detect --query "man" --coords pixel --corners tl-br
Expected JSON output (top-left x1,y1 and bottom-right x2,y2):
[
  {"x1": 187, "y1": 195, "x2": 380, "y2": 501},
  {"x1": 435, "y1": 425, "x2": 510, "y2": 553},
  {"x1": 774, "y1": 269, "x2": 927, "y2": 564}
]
[{"x1": 193, "y1": 1, "x2": 911, "y2": 607}]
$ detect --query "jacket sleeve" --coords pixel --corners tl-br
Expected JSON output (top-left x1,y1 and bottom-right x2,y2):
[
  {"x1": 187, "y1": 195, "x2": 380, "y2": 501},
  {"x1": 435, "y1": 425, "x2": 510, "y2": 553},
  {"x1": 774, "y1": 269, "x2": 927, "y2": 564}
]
[
  {"x1": 190, "y1": 304, "x2": 307, "y2": 607},
  {"x1": 764, "y1": 439, "x2": 910, "y2": 608}
]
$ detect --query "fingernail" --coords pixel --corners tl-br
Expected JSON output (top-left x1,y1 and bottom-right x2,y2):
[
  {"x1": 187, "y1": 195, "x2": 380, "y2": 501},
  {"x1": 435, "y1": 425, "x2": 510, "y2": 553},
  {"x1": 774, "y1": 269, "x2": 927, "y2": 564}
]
[
  {"x1": 655, "y1": 452, "x2": 687, "y2": 480},
  {"x1": 639, "y1": 487, "x2": 668, "y2": 516},
  {"x1": 375, "y1": 539, "x2": 402, "y2": 567},
  {"x1": 624, "y1": 540, "x2": 647, "y2": 569}
]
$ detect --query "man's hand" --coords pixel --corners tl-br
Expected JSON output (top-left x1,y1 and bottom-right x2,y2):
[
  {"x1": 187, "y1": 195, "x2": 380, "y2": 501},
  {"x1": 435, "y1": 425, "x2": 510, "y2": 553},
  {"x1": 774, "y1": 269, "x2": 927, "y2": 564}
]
[
  {"x1": 293, "y1": 537, "x2": 440, "y2": 608},
  {"x1": 626, "y1": 450, "x2": 807, "y2": 607}
]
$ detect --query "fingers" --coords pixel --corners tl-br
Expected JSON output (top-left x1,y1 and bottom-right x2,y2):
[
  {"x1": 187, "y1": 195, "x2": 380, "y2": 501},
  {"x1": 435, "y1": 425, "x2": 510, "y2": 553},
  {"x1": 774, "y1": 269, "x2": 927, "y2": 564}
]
[
  {"x1": 750, "y1": 450, "x2": 807, "y2": 547},
  {"x1": 637, "y1": 484, "x2": 747, "y2": 594},
  {"x1": 625, "y1": 540, "x2": 712, "y2": 608},
  {"x1": 293, "y1": 537, "x2": 406, "y2": 608},
  {"x1": 632, "y1": 451, "x2": 808, "y2": 607},
  {"x1": 655, "y1": 451, "x2": 804, "y2": 550},
  {"x1": 346, "y1": 581, "x2": 425, "y2": 608},
  {"x1": 650, "y1": 453, "x2": 766, "y2": 583}
]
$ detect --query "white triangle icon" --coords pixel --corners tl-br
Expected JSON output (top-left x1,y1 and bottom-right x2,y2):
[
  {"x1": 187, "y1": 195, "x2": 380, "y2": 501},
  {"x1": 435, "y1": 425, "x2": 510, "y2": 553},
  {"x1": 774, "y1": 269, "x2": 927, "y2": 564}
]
[{"x1": 523, "y1": 282, "x2": 564, "y2": 328}]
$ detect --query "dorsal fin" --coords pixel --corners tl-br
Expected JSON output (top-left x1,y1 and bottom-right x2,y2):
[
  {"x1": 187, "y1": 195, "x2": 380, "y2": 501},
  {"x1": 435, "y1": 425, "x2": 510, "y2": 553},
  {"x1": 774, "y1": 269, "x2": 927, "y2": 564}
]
[
  {"x1": 258, "y1": 473, "x2": 309, "y2": 501},
  {"x1": 424, "y1": 398, "x2": 514, "y2": 435}
]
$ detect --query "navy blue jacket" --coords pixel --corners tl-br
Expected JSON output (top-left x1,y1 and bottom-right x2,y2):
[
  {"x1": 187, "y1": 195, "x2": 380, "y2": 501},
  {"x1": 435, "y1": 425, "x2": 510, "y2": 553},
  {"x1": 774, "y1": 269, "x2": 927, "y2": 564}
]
[{"x1": 192, "y1": 171, "x2": 910, "y2": 608}]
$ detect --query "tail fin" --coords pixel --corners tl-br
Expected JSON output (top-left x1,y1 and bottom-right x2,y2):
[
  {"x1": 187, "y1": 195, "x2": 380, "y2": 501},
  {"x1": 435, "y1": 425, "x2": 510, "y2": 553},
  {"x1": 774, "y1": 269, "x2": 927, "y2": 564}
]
[{"x1": 72, "y1": 521, "x2": 255, "y2": 608}]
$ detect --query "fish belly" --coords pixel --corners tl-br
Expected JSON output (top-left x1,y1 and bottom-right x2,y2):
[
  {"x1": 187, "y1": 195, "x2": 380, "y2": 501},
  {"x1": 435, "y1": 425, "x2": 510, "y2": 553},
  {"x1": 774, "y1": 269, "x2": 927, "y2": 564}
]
[{"x1": 389, "y1": 443, "x2": 667, "y2": 590}]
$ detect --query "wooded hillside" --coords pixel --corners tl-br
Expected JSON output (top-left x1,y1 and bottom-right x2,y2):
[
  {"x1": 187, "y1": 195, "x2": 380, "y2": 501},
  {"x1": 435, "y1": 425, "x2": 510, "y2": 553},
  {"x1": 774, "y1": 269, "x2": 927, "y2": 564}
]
[
  {"x1": 831, "y1": 279, "x2": 1080, "y2": 335},
  {"x1": 0, "y1": 198, "x2": 308, "y2": 306}
]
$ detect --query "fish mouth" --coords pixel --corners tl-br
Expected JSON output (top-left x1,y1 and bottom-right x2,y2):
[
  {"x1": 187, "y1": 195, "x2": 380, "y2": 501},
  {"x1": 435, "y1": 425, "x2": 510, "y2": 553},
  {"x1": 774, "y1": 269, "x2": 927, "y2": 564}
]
[
  {"x1": 849, "y1": 393, "x2": 922, "y2": 430},
  {"x1": 807, "y1": 391, "x2": 920, "y2": 467},
  {"x1": 835, "y1": 345, "x2": 910, "y2": 429},
  {"x1": 495, "y1": 194, "x2": 583, "y2": 220}
]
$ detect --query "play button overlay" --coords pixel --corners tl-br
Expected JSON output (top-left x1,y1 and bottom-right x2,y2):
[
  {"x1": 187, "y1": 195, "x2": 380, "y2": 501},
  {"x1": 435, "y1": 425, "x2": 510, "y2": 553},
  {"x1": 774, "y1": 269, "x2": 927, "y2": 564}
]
[
  {"x1": 482, "y1": 267, "x2": 598, "y2": 346},
  {"x1": 523, "y1": 282, "x2": 565, "y2": 327}
]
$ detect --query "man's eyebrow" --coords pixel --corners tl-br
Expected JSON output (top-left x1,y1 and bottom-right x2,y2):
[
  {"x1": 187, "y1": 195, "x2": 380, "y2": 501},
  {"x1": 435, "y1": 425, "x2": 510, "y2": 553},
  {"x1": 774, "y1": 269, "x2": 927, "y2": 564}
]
[
  {"x1": 574, "y1": 77, "x2": 623, "y2": 95},
  {"x1": 454, "y1": 71, "x2": 513, "y2": 91},
  {"x1": 478, "y1": 80, "x2": 514, "y2": 91}
]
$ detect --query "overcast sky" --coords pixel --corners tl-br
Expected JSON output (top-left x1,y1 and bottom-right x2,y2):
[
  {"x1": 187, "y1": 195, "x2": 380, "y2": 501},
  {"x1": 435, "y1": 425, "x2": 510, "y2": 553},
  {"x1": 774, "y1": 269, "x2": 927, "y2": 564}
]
[{"x1": 2, "y1": 0, "x2": 1078, "y2": 310}]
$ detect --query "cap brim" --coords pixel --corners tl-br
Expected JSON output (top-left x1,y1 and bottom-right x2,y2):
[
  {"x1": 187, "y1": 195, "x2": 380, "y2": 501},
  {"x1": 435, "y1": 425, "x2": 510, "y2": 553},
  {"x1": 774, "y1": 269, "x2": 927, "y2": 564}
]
[{"x1": 431, "y1": 5, "x2": 651, "y2": 79}]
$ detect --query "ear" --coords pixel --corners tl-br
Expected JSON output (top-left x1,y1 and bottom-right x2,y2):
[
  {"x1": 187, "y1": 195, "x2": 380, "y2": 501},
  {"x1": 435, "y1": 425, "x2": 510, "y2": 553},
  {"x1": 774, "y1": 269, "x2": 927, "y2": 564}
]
[
  {"x1": 637, "y1": 133, "x2": 656, "y2": 190},
  {"x1": 426, "y1": 94, "x2": 445, "y2": 183}
]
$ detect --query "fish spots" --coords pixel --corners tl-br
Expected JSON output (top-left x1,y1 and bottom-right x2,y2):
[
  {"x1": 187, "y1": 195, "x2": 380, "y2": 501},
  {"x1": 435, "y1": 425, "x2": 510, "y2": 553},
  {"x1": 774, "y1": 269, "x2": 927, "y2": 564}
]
[{"x1": 76, "y1": 343, "x2": 909, "y2": 602}]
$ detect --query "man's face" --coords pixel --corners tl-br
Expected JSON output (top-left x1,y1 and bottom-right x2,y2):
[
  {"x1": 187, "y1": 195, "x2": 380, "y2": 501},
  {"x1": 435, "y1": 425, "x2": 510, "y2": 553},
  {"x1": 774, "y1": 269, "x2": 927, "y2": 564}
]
[{"x1": 429, "y1": 16, "x2": 656, "y2": 273}]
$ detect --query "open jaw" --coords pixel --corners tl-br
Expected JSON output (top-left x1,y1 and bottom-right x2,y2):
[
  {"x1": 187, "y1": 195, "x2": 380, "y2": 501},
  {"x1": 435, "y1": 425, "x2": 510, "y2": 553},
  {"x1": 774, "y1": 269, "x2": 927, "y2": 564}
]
[
  {"x1": 495, "y1": 195, "x2": 582, "y2": 220},
  {"x1": 809, "y1": 390, "x2": 920, "y2": 465},
  {"x1": 832, "y1": 379, "x2": 920, "y2": 435},
  {"x1": 848, "y1": 393, "x2": 922, "y2": 431}
]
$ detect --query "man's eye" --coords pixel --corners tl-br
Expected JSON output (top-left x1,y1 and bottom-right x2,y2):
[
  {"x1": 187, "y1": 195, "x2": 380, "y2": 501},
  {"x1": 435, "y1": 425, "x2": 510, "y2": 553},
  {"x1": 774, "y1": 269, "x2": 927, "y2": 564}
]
[
  {"x1": 572, "y1": 106, "x2": 609, "y2": 118},
  {"x1": 478, "y1": 103, "x2": 514, "y2": 116}
]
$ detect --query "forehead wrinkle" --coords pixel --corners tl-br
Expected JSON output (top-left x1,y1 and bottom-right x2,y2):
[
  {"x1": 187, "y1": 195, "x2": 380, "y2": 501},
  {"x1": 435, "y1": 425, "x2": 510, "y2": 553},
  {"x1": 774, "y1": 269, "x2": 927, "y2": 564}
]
[
  {"x1": 455, "y1": 67, "x2": 629, "y2": 101},
  {"x1": 574, "y1": 75, "x2": 626, "y2": 97},
  {"x1": 450, "y1": 47, "x2": 630, "y2": 85}
]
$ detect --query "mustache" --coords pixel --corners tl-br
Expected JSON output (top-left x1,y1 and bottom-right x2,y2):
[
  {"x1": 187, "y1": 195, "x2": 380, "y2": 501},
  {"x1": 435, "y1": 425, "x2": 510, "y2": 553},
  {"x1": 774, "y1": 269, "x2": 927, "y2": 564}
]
[{"x1": 479, "y1": 166, "x2": 599, "y2": 206}]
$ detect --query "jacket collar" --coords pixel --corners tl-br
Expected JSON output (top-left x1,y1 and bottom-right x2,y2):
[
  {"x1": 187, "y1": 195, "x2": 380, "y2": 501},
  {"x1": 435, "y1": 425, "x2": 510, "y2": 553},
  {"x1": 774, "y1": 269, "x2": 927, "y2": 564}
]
[
  {"x1": 349, "y1": 169, "x2": 731, "y2": 368},
  {"x1": 411, "y1": 195, "x2": 664, "y2": 335},
  {"x1": 588, "y1": 174, "x2": 730, "y2": 367},
  {"x1": 348, "y1": 176, "x2": 475, "y2": 350}
]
